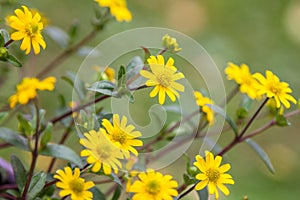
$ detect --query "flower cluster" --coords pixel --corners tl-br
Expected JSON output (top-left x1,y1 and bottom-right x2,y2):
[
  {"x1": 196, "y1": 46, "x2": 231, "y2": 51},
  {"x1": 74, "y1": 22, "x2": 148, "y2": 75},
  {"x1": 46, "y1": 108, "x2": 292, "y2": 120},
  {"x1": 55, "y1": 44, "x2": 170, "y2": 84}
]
[
  {"x1": 194, "y1": 91, "x2": 215, "y2": 124},
  {"x1": 8, "y1": 76, "x2": 56, "y2": 108}
]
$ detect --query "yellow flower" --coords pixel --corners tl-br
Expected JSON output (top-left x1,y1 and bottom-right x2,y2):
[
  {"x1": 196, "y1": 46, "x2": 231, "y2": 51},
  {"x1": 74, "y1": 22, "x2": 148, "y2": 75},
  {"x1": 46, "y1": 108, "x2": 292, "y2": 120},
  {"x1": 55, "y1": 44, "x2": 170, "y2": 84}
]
[
  {"x1": 102, "y1": 114, "x2": 143, "y2": 158},
  {"x1": 225, "y1": 62, "x2": 260, "y2": 99},
  {"x1": 80, "y1": 129, "x2": 124, "y2": 175},
  {"x1": 104, "y1": 67, "x2": 116, "y2": 81},
  {"x1": 253, "y1": 70, "x2": 297, "y2": 108},
  {"x1": 7, "y1": 6, "x2": 46, "y2": 54},
  {"x1": 162, "y1": 34, "x2": 182, "y2": 53},
  {"x1": 54, "y1": 167, "x2": 94, "y2": 200},
  {"x1": 8, "y1": 77, "x2": 56, "y2": 108},
  {"x1": 193, "y1": 151, "x2": 234, "y2": 199},
  {"x1": 128, "y1": 169, "x2": 178, "y2": 200},
  {"x1": 140, "y1": 55, "x2": 185, "y2": 105},
  {"x1": 194, "y1": 91, "x2": 214, "y2": 125},
  {"x1": 95, "y1": 0, "x2": 132, "y2": 22}
]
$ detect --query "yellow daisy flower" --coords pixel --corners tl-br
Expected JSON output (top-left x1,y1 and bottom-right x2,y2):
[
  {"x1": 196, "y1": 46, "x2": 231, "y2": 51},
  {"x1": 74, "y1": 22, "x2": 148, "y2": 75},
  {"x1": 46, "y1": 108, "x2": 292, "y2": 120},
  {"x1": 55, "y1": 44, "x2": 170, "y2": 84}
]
[
  {"x1": 140, "y1": 55, "x2": 185, "y2": 105},
  {"x1": 7, "y1": 6, "x2": 46, "y2": 54},
  {"x1": 80, "y1": 129, "x2": 124, "y2": 175},
  {"x1": 102, "y1": 114, "x2": 143, "y2": 158},
  {"x1": 253, "y1": 70, "x2": 297, "y2": 108},
  {"x1": 194, "y1": 91, "x2": 214, "y2": 125},
  {"x1": 193, "y1": 151, "x2": 234, "y2": 200},
  {"x1": 225, "y1": 62, "x2": 260, "y2": 99},
  {"x1": 54, "y1": 167, "x2": 94, "y2": 200},
  {"x1": 8, "y1": 76, "x2": 56, "y2": 108},
  {"x1": 95, "y1": 0, "x2": 132, "y2": 22},
  {"x1": 128, "y1": 169, "x2": 178, "y2": 200}
]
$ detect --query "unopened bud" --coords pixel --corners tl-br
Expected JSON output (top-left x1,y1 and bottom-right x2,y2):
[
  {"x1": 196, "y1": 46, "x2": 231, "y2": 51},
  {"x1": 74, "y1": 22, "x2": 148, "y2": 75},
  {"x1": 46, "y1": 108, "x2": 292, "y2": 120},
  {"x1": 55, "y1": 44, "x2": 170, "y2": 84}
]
[{"x1": 0, "y1": 47, "x2": 9, "y2": 61}]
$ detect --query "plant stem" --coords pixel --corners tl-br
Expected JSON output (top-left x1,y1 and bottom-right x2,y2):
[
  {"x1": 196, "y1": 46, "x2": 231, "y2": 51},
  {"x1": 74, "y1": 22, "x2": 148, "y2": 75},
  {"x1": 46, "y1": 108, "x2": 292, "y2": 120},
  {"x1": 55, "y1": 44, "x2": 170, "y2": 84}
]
[
  {"x1": 178, "y1": 184, "x2": 196, "y2": 199},
  {"x1": 4, "y1": 39, "x2": 14, "y2": 47},
  {"x1": 37, "y1": 28, "x2": 99, "y2": 78},
  {"x1": 21, "y1": 100, "x2": 41, "y2": 200}
]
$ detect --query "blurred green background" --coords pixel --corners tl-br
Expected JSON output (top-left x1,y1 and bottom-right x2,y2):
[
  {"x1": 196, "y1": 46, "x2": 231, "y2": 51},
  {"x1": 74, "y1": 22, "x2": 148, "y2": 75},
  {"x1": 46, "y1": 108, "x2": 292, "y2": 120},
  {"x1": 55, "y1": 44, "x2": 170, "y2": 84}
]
[{"x1": 1, "y1": 0, "x2": 300, "y2": 199}]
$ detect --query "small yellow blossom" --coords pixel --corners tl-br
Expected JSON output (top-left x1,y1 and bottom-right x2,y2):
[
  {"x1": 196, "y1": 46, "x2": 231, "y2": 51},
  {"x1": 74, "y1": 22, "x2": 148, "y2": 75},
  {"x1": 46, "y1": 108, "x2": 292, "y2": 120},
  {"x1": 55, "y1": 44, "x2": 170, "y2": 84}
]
[
  {"x1": 7, "y1": 6, "x2": 46, "y2": 54},
  {"x1": 102, "y1": 114, "x2": 143, "y2": 158},
  {"x1": 95, "y1": 0, "x2": 132, "y2": 22},
  {"x1": 54, "y1": 167, "x2": 94, "y2": 200},
  {"x1": 193, "y1": 151, "x2": 234, "y2": 199},
  {"x1": 225, "y1": 62, "x2": 260, "y2": 99},
  {"x1": 140, "y1": 55, "x2": 185, "y2": 104},
  {"x1": 194, "y1": 91, "x2": 214, "y2": 125},
  {"x1": 80, "y1": 129, "x2": 124, "y2": 175},
  {"x1": 253, "y1": 70, "x2": 297, "y2": 108},
  {"x1": 8, "y1": 77, "x2": 56, "y2": 108},
  {"x1": 128, "y1": 169, "x2": 178, "y2": 200},
  {"x1": 162, "y1": 34, "x2": 182, "y2": 53}
]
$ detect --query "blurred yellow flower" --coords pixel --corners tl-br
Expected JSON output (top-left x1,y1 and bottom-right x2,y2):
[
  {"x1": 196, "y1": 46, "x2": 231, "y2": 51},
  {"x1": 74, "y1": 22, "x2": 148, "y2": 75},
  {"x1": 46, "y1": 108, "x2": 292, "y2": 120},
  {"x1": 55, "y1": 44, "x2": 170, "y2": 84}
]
[
  {"x1": 193, "y1": 151, "x2": 234, "y2": 199},
  {"x1": 140, "y1": 55, "x2": 185, "y2": 104},
  {"x1": 80, "y1": 129, "x2": 123, "y2": 175},
  {"x1": 128, "y1": 169, "x2": 178, "y2": 200},
  {"x1": 95, "y1": 0, "x2": 132, "y2": 22},
  {"x1": 8, "y1": 76, "x2": 56, "y2": 108},
  {"x1": 225, "y1": 62, "x2": 260, "y2": 99},
  {"x1": 102, "y1": 114, "x2": 143, "y2": 158},
  {"x1": 162, "y1": 34, "x2": 182, "y2": 53},
  {"x1": 253, "y1": 70, "x2": 297, "y2": 108},
  {"x1": 7, "y1": 6, "x2": 46, "y2": 54},
  {"x1": 54, "y1": 167, "x2": 94, "y2": 200},
  {"x1": 194, "y1": 91, "x2": 214, "y2": 125}
]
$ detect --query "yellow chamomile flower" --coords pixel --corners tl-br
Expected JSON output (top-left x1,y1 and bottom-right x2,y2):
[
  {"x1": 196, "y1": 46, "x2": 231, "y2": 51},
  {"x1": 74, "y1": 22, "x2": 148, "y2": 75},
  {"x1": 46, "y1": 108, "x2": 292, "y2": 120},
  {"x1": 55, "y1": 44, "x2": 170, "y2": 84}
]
[
  {"x1": 193, "y1": 151, "x2": 234, "y2": 199},
  {"x1": 253, "y1": 70, "x2": 297, "y2": 108},
  {"x1": 8, "y1": 77, "x2": 56, "y2": 108},
  {"x1": 140, "y1": 55, "x2": 185, "y2": 105},
  {"x1": 194, "y1": 91, "x2": 214, "y2": 125},
  {"x1": 95, "y1": 0, "x2": 132, "y2": 22},
  {"x1": 162, "y1": 34, "x2": 182, "y2": 53},
  {"x1": 54, "y1": 167, "x2": 94, "y2": 200},
  {"x1": 80, "y1": 129, "x2": 124, "y2": 175},
  {"x1": 7, "y1": 6, "x2": 46, "y2": 54},
  {"x1": 225, "y1": 62, "x2": 260, "y2": 99},
  {"x1": 128, "y1": 169, "x2": 178, "y2": 200},
  {"x1": 102, "y1": 114, "x2": 143, "y2": 158}
]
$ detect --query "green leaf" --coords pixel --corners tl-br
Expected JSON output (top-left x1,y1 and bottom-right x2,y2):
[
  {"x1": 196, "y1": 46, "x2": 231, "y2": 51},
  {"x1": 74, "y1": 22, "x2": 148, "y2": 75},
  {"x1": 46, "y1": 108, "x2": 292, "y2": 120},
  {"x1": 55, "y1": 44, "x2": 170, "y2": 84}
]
[
  {"x1": 7, "y1": 55, "x2": 22, "y2": 67},
  {"x1": 196, "y1": 186, "x2": 208, "y2": 200},
  {"x1": 245, "y1": 138, "x2": 275, "y2": 174},
  {"x1": 44, "y1": 26, "x2": 69, "y2": 48},
  {"x1": 109, "y1": 173, "x2": 122, "y2": 186},
  {"x1": 90, "y1": 187, "x2": 106, "y2": 200},
  {"x1": 275, "y1": 114, "x2": 291, "y2": 127},
  {"x1": 117, "y1": 65, "x2": 126, "y2": 82},
  {"x1": 141, "y1": 46, "x2": 151, "y2": 63},
  {"x1": 207, "y1": 104, "x2": 238, "y2": 135},
  {"x1": 0, "y1": 29, "x2": 10, "y2": 44},
  {"x1": 10, "y1": 155, "x2": 27, "y2": 192},
  {"x1": 40, "y1": 123, "x2": 53, "y2": 149},
  {"x1": 183, "y1": 173, "x2": 197, "y2": 185},
  {"x1": 62, "y1": 71, "x2": 87, "y2": 101},
  {"x1": 0, "y1": 128, "x2": 29, "y2": 151},
  {"x1": 39, "y1": 144, "x2": 83, "y2": 168},
  {"x1": 68, "y1": 21, "x2": 79, "y2": 46},
  {"x1": 17, "y1": 114, "x2": 32, "y2": 136},
  {"x1": 237, "y1": 95, "x2": 252, "y2": 119},
  {"x1": 0, "y1": 33, "x2": 5, "y2": 47},
  {"x1": 0, "y1": 112, "x2": 8, "y2": 122},
  {"x1": 87, "y1": 80, "x2": 116, "y2": 96},
  {"x1": 111, "y1": 186, "x2": 121, "y2": 200},
  {"x1": 28, "y1": 172, "x2": 47, "y2": 200}
]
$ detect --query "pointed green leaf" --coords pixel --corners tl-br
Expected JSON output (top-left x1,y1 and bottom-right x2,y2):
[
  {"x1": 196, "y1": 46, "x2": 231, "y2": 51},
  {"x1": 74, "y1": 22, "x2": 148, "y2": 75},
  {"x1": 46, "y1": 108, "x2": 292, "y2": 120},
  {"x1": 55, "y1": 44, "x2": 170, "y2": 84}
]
[
  {"x1": 39, "y1": 144, "x2": 83, "y2": 168},
  {"x1": 237, "y1": 95, "x2": 252, "y2": 119},
  {"x1": 90, "y1": 187, "x2": 106, "y2": 200},
  {"x1": 0, "y1": 34, "x2": 5, "y2": 47},
  {"x1": 0, "y1": 128, "x2": 29, "y2": 151},
  {"x1": 275, "y1": 114, "x2": 291, "y2": 127},
  {"x1": 62, "y1": 71, "x2": 87, "y2": 101},
  {"x1": 10, "y1": 155, "x2": 27, "y2": 192},
  {"x1": 0, "y1": 112, "x2": 8, "y2": 122},
  {"x1": 17, "y1": 114, "x2": 32, "y2": 136},
  {"x1": 28, "y1": 172, "x2": 47, "y2": 200},
  {"x1": 111, "y1": 185, "x2": 121, "y2": 200},
  {"x1": 207, "y1": 104, "x2": 238, "y2": 135},
  {"x1": 109, "y1": 173, "x2": 122, "y2": 186},
  {"x1": 183, "y1": 173, "x2": 197, "y2": 185},
  {"x1": 0, "y1": 29, "x2": 10, "y2": 44},
  {"x1": 40, "y1": 123, "x2": 53, "y2": 149},
  {"x1": 245, "y1": 138, "x2": 275, "y2": 174},
  {"x1": 117, "y1": 65, "x2": 126, "y2": 82},
  {"x1": 7, "y1": 55, "x2": 22, "y2": 67},
  {"x1": 87, "y1": 80, "x2": 115, "y2": 96},
  {"x1": 196, "y1": 185, "x2": 208, "y2": 200}
]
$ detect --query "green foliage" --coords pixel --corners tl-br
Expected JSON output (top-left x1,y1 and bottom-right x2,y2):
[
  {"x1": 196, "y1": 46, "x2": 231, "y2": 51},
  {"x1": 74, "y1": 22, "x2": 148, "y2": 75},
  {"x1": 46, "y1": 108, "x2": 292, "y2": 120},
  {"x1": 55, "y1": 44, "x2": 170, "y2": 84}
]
[
  {"x1": 87, "y1": 80, "x2": 116, "y2": 96},
  {"x1": 0, "y1": 128, "x2": 29, "y2": 150},
  {"x1": 11, "y1": 155, "x2": 27, "y2": 192},
  {"x1": 111, "y1": 186, "x2": 122, "y2": 200},
  {"x1": 27, "y1": 172, "x2": 47, "y2": 200}
]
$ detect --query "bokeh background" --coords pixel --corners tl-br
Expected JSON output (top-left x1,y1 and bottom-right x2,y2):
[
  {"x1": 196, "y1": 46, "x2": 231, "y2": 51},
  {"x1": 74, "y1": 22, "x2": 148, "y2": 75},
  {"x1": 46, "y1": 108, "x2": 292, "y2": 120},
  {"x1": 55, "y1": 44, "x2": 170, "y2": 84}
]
[{"x1": 1, "y1": 0, "x2": 300, "y2": 199}]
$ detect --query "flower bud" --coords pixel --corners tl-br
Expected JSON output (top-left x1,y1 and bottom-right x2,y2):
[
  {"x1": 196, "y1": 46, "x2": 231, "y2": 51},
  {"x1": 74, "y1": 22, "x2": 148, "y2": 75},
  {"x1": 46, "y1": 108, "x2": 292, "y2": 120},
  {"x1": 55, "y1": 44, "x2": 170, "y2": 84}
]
[
  {"x1": 162, "y1": 34, "x2": 182, "y2": 53},
  {"x1": 0, "y1": 47, "x2": 9, "y2": 61}
]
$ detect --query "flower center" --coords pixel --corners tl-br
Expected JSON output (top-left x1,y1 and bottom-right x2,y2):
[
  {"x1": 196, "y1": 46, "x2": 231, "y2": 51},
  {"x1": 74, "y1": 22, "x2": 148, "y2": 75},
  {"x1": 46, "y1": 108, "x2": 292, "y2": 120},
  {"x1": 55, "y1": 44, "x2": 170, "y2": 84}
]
[
  {"x1": 112, "y1": 128, "x2": 127, "y2": 144},
  {"x1": 69, "y1": 179, "x2": 84, "y2": 194},
  {"x1": 157, "y1": 71, "x2": 172, "y2": 87},
  {"x1": 146, "y1": 180, "x2": 161, "y2": 195},
  {"x1": 96, "y1": 145, "x2": 111, "y2": 159},
  {"x1": 25, "y1": 23, "x2": 39, "y2": 36},
  {"x1": 206, "y1": 168, "x2": 220, "y2": 183}
]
